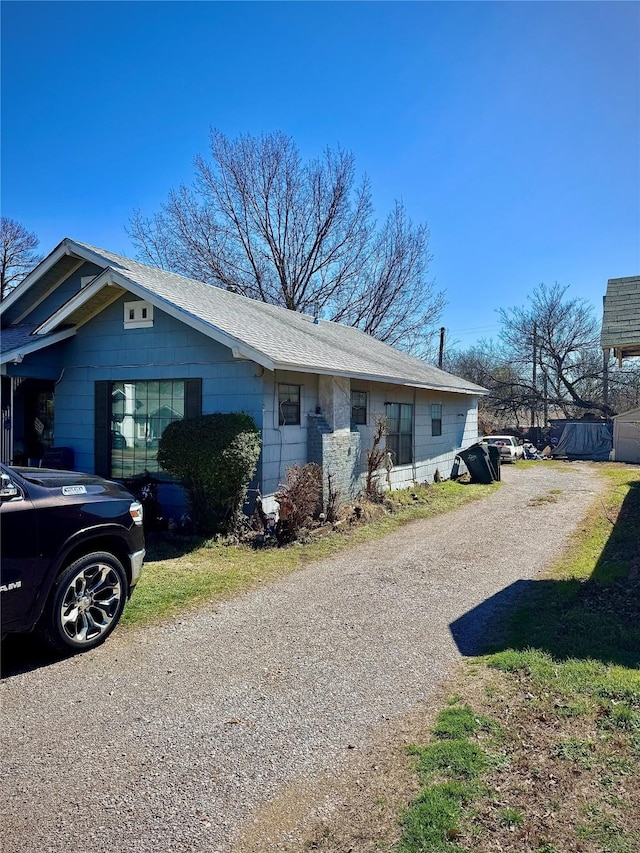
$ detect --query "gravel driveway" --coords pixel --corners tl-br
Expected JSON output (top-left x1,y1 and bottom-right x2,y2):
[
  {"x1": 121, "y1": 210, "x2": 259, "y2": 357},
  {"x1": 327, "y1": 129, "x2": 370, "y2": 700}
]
[{"x1": 1, "y1": 464, "x2": 604, "y2": 853}]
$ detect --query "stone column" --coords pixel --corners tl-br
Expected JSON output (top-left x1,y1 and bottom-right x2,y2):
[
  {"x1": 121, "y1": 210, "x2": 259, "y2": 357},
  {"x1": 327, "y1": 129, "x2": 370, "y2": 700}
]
[
  {"x1": 315, "y1": 375, "x2": 361, "y2": 503},
  {"x1": 318, "y1": 375, "x2": 351, "y2": 434}
]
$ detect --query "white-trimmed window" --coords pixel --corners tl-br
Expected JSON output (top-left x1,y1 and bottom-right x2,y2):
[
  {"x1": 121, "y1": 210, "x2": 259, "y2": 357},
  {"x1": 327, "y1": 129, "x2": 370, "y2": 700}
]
[
  {"x1": 351, "y1": 390, "x2": 367, "y2": 425},
  {"x1": 124, "y1": 300, "x2": 154, "y2": 329}
]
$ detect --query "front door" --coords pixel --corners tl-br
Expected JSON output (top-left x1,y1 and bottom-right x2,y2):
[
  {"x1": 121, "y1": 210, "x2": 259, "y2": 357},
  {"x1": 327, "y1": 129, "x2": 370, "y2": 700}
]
[{"x1": 14, "y1": 379, "x2": 55, "y2": 465}]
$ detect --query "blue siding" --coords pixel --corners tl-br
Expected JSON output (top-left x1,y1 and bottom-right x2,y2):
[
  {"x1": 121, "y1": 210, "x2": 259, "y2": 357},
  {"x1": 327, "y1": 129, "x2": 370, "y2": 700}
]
[
  {"x1": 4, "y1": 340, "x2": 66, "y2": 380},
  {"x1": 55, "y1": 296, "x2": 264, "y2": 457},
  {"x1": 26, "y1": 293, "x2": 266, "y2": 514}
]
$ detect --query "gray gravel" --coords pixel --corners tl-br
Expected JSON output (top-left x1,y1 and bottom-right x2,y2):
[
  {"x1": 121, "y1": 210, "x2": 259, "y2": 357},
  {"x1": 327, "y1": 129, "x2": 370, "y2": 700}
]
[{"x1": 1, "y1": 463, "x2": 604, "y2": 852}]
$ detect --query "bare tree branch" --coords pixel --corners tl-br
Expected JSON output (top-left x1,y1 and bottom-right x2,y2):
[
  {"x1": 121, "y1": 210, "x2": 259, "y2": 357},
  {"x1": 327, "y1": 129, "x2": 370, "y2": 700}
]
[
  {"x1": 127, "y1": 130, "x2": 443, "y2": 354},
  {"x1": 447, "y1": 283, "x2": 640, "y2": 429},
  {"x1": 0, "y1": 218, "x2": 42, "y2": 300}
]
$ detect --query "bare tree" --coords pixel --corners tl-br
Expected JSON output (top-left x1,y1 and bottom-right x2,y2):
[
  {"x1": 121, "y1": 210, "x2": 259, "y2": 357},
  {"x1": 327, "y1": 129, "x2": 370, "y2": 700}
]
[
  {"x1": 0, "y1": 218, "x2": 42, "y2": 300},
  {"x1": 331, "y1": 202, "x2": 445, "y2": 352},
  {"x1": 128, "y1": 130, "x2": 443, "y2": 353},
  {"x1": 448, "y1": 283, "x2": 640, "y2": 427},
  {"x1": 445, "y1": 342, "x2": 534, "y2": 429},
  {"x1": 498, "y1": 283, "x2": 613, "y2": 417}
]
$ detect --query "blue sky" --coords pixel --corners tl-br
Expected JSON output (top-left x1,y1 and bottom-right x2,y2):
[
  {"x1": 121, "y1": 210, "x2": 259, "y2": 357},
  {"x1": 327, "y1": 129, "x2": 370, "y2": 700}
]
[{"x1": 2, "y1": 1, "x2": 638, "y2": 350}]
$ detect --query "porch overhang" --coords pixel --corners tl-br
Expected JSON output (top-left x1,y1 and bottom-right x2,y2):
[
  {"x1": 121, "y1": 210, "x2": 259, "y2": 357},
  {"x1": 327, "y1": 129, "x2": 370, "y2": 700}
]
[
  {"x1": 0, "y1": 326, "x2": 77, "y2": 367},
  {"x1": 602, "y1": 343, "x2": 640, "y2": 367}
]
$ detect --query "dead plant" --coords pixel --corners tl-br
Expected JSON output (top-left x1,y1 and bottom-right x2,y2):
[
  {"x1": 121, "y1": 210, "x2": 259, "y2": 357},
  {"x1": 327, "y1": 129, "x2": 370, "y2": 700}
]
[
  {"x1": 275, "y1": 463, "x2": 323, "y2": 540},
  {"x1": 365, "y1": 415, "x2": 388, "y2": 500}
]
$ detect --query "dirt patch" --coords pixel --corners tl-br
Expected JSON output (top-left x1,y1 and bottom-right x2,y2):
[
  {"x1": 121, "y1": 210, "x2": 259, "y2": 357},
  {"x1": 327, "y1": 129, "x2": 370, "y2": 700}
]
[
  {"x1": 236, "y1": 680, "x2": 453, "y2": 853},
  {"x1": 238, "y1": 663, "x2": 640, "y2": 853}
]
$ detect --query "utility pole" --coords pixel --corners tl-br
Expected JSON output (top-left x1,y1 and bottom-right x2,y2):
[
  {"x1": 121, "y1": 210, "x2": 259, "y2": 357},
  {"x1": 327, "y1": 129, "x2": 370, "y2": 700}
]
[
  {"x1": 438, "y1": 327, "x2": 445, "y2": 369},
  {"x1": 531, "y1": 321, "x2": 537, "y2": 427}
]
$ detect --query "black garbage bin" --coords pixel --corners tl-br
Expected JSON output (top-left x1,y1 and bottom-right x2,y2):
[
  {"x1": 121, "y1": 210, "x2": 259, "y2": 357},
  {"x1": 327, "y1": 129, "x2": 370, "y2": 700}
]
[
  {"x1": 458, "y1": 443, "x2": 495, "y2": 484},
  {"x1": 486, "y1": 444, "x2": 501, "y2": 481}
]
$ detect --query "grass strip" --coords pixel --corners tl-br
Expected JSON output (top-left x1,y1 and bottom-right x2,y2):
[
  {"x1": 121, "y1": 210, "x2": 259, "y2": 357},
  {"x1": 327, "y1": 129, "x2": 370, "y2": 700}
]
[{"x1": 398, "y1": 705, "x2": 501, "y2": 852}]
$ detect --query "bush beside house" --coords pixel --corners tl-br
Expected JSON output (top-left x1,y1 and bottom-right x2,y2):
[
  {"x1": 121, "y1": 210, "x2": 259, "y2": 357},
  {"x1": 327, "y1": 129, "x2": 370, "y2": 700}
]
[{"x1": 157, "y1": 413, "x2": 261, "y2": 536}]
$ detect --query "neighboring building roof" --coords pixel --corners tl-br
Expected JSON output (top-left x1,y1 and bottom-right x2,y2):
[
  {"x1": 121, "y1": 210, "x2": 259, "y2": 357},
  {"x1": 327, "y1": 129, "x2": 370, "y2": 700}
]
[
  {"x1": 4, "y1": 238, "x2": 487, "y2": 396},
  {"x1": 601, "y1": 275, "x2": 640, "y2": 361},
  {"x1": 612, "y1": 407, "x2": 640, "y2": 421}
]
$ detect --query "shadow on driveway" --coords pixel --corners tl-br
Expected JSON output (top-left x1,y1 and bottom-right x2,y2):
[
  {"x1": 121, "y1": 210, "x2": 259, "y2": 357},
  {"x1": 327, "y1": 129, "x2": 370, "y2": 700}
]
[
  {"x1": 450, "y1": 480, "x2": 640, "y2": 668},
  {"x1": 1, "y1": 632, "x2": 63, "y2": 679}
]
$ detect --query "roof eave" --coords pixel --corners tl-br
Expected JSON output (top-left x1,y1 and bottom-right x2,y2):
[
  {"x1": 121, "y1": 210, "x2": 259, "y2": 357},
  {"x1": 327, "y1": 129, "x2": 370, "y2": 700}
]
[
  {"x1": 0, "y1": 238, "x2": 75, "y2": 316},
  {"x1": 270, "y1": 360, "x2": 487, "y2": 395},
  {"x1": 0, "y1": 237, "x2": 131, "y2": 318},
  {"x1": 34, "y1": 268, "x2": 115, "y2": 334}
]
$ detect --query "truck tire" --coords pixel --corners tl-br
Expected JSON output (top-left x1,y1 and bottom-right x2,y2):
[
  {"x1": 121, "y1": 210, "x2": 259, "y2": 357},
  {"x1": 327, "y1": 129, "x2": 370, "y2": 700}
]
[{"x1": 38, "y1": 552, "x2": 128, "y2": 653}]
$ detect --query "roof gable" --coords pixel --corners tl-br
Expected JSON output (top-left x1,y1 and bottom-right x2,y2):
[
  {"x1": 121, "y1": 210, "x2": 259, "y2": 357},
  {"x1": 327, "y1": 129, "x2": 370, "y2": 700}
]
[{"x1": 6, "y1": 238, "x2": 487, "y2": 396}]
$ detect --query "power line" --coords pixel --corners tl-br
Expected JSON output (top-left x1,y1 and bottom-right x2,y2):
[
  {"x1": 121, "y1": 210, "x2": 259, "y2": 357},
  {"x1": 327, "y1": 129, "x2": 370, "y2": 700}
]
[{"x1": 446, "y1": 325, "x2": 502, "y2": 335}]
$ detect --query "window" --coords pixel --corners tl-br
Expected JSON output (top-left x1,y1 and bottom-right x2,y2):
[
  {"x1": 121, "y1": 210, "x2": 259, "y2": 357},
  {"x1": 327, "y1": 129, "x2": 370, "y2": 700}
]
[
  {"x1": 278, "y1": 384, "x2": 300, "y2": 425},
  {"x1": 351, "y1": 390, "x2": 367, "y2": 425},
  {"x1": 95, "y1": 379, "x2": 201, "y2": 479},
  {"x1": 431, "y1": 403, "x2": 442, "y2": 437},
  {"x1": 124, "y1": 300, "x2": 154, "y2": 329},
  {"x1": 385, "y1": 402, "x2": 413, "y2": 465}
]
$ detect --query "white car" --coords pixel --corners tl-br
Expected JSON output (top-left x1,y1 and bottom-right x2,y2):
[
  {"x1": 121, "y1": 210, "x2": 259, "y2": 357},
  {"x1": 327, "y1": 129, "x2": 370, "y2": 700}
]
[{"x1": 481, "y1": 435, "x2": 525, "y2": 463}]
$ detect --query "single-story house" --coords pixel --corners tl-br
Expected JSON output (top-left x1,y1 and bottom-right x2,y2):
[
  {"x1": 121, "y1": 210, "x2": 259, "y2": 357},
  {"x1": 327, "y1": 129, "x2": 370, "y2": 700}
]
[{"x1": 1, "y1": 238, "x2": 487, "y2": 516}]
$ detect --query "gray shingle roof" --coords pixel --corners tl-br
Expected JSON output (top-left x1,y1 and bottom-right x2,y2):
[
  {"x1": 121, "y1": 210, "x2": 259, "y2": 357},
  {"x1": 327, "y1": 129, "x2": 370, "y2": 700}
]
[
  {"x1": 66, "y1": 240, "x2": 487, "y2": 395},
  {"x1": 1, "y1": 324, "x2": 38, "y2": 354},
  {"x1": 1, "y1": 323, "x2": 76, "y2": 363}
]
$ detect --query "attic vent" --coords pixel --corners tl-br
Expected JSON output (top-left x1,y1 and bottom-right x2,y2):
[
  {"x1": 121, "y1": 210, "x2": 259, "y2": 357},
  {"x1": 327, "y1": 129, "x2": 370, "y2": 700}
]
[{"x1": 124, "y1": 300, "x2": 154, "y2": 329}]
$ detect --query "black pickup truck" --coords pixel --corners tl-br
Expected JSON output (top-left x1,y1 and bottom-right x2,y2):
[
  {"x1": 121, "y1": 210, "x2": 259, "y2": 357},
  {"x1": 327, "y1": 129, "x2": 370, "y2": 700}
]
[{"x1": 1, "y1": 463, "x2": 145, "y2": 654}]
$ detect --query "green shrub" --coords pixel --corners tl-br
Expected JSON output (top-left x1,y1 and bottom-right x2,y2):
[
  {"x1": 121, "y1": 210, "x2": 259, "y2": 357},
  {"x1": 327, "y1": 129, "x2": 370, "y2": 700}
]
[{"x1": 157, "y1": 412, "x2": 261, "y2": 536}]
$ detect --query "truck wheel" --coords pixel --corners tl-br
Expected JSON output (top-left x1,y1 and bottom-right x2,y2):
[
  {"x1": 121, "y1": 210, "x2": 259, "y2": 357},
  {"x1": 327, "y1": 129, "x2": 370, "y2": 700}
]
[{"x1": 39, "y1": 552, "x2": 128, "y2": 653}]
